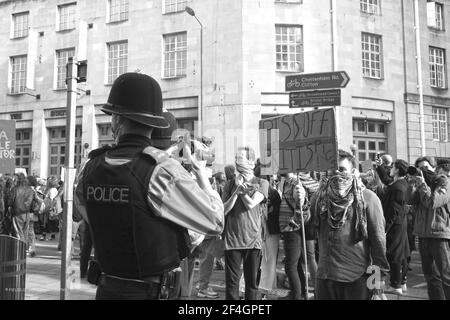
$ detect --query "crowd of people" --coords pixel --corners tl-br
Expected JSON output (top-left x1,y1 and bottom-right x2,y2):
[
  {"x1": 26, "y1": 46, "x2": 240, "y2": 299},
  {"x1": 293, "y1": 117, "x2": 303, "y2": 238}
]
[
  {"x1": 0, "y1": 172, "x2": 93, "y2": 278},
  {"x1": 4, "y1": 72, "x2": 450, "y2": 301}
]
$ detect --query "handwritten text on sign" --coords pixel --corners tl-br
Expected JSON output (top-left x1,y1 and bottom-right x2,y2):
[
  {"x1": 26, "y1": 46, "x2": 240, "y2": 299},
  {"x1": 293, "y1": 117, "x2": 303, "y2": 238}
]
[
  {"x1": 259, "y1": 108, "x2": 338, "y2": 174},
  {"x1": 0, "y1": 120, "x2": 16, "y2": 174}
]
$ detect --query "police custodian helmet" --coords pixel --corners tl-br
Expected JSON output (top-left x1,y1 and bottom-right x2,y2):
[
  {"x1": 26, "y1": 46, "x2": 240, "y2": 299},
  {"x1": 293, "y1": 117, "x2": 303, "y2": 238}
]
[{"x1": 101, "y1": 72, "x2": 170, "y2": 129}]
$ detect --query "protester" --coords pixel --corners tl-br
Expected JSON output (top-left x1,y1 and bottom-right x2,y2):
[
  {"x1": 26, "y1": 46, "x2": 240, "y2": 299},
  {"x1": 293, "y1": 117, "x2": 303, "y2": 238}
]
[
  {"x1": 278, "y1": 173, "x2": 308, "y2": 300},
  {"x1": 378, "y1": 159, "x2": 410, "y2": 294},
  {"x1": 311, "y1": 149, "x2": 389, "y2": 300},
  {"x1": 74, "y1": 72, "x2": 224, "y2": 300},
  {"x1": 40, "y1": 176, "x2": 61, "y2": 242},
  {"x1": 222, "y1": 147, "x2": 269, "y2": 300},
  {"x1": 27, "y1": 175, "x2": 44, "y2": 257},
  {"x1": 258, "y1": 175, "x2": 282, "y2": 300},
  {"x1": 10, "y1": 173, "x2": 34, "y2": 242},
  {"x1": 407, "y1": 159, "x2": 450, "y2": 300},
  {"x1": 415, "y1": 156, "x2": 436, "y2": 187},
  {"x1": 375, "y1": 154, "x2": 394, "y2": 186}
]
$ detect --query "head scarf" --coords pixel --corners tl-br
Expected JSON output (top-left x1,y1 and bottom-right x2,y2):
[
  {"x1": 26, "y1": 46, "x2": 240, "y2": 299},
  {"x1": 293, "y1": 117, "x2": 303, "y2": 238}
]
[
  {"x1": 235, "y1": 151, "x2": 255, "y2": 182},
  {"x1": 314, "y1": 172, "x2": 367, "y2": 243}
]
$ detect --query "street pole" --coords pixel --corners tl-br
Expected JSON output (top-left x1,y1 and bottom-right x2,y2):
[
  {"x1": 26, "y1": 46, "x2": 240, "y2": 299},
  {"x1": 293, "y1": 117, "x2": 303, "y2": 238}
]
[
  {"x1": 200, "y1": 24, "x2": 203, "y2": 138},
  {"x1": 60, "y1": 57, "x2": 77, "y2": 300},
  {"x1": 414, "y1": 0, "x2": 426, "y2": 156}
]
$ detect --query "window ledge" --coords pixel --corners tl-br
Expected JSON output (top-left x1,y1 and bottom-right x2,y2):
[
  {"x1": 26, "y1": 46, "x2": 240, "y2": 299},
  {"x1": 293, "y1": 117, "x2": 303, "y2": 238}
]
[
  {"x1": 106, "y1": 19, "x2": 128, "y2": 25},
  {"x1": 162, "y1": 10, "x2": 185, "y2": 15},
  {"x1": 360, "y1": 11, "x2": 381, "y2": 16},
  {"x1": 7, "y1": 92, "x2": 25, "y2": 96},
  {"x1": 54, "y1": 88, "x2": 67, "y2": 92},
  {"x1": 10, "y1": 35, "x2": 28, "y2": 40},
  {"x1": 427, "y1": 26, "x2": 445, "y2": 32},
  {"x1": 363, "y1": 76, "x2": 384, "y2": 81},
  {"x1": 56, "y1": 28, "x2": 76, "y2": 33},
  {"x1": 430, "y1": 86, "x2": 448, "y2": 91},
  {"x1": 276, "y1": 70, "x2": 303, "y2": 74},
  {"x1": 274, "y1": 2, "x2": 303, "y2": 4},
  {"x1": 161, "y1": 75, "x2": 187, "y2": 80}
]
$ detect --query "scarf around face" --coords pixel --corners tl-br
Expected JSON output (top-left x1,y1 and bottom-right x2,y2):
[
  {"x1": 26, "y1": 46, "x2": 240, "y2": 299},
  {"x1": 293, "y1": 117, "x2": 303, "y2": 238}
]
[
  {"x1": 315, "y1": 172, "x2": 368, "y2": 243},
  {"x1": 235, "y1": 153, "x2": 255, "y2": 182}
]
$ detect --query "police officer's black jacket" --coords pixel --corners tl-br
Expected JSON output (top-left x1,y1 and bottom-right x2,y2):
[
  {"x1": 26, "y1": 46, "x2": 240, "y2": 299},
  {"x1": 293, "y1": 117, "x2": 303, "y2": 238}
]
[{"x1": 81, "y1": 134, "x2": 190, "y2": 279}]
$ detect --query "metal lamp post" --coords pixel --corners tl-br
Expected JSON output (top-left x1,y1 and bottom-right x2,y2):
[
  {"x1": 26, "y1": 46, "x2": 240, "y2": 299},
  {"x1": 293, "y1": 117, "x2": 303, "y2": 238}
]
[{"x1": 185, "y1": 6, "x2": 203, "y2": 138}]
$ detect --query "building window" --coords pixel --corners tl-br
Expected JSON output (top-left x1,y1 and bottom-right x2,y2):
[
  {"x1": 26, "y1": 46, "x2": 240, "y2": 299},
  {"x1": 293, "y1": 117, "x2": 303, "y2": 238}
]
[
  {"x1": 109, "y1": 0, "x2": 129, "y2": 23},
  {"x1": 55, "y1": 48, "x2": 75, "y2": 90},
  {"x1": 10, "y1": 55, "x2": 27, "y2": 94},
  {"x1": 427, "y1": 1, "x2": 444, "y2": 30},
  {"x1": 164, "y1": 0, "x2": 187, "y2": 14},
  {"x1": 15, "y1": 129, "x2": 32, "y2": 174},
  {"x1": 58, "y1": 3, "x2": 76, "y2": 31},
  {"x1": 163, "y1": 32, "x2": 187, "y2": 78},
  {"x1": 98, "y1": 124, "x2": 115, "y2": 146},
  {"x1": 107, "y1": 41, "x2": 128, "y2": 84},
  {"x1": 275, "y1": 25, "x2": 303, "y2": 72},
  {"x1": 12, "y1": 12, "x2": 29, "y2": 38},
  {"x1": 49, "y1": 126, "x2": 82, "y2": 175},
  {"x1": 429, "y1": 47, "x2": 446, "y2": 88},
  {"x1": 432, "y1": 107, "x2": 448, "y2": 142},
  {"x1": 361, "y1": 32, "x2": 382, "y2": 79},
  {"x1": 360, "y1": 0, "x2": 380, "y2": 14},
  {"x1": 353, "y1": 119, "x2": 388, "y2": 162}
]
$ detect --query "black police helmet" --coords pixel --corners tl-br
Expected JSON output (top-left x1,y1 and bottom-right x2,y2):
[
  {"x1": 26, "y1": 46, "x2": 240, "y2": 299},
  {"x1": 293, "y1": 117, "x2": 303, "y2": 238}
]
[{"x1": 101, "y1": 73, "x2": 169, "y2": 129}]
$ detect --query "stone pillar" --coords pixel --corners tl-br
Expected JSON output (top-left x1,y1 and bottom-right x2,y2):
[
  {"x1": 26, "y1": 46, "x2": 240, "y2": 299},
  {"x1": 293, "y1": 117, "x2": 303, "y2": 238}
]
[{"x1": 31, "y1": 109, "x2": 49, "y2": 177}]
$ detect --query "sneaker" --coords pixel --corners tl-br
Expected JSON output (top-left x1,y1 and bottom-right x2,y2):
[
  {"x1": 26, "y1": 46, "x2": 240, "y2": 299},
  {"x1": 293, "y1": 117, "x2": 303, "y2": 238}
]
[
  {"x1": 197, "y1": 287, "x2": 219, "y2": 299},
  {"x1": 385, "y1": 285, "x2": 403, "y2": 295},
  {"x1": 401, "y1": 284, "x2": 407, "y2": 292},
  {"x1": 302, "y1": 292, "x2": 315, "y2": 300}
]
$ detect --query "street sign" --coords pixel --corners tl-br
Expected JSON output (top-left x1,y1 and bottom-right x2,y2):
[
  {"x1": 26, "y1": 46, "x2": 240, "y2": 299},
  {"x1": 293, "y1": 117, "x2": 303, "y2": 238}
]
[
  {"x1": 285, "y1": 71, "x2": 350, "y2": 92},
  {"x1": 289, "y1": 89, "x2": 341, "y2": 108}
]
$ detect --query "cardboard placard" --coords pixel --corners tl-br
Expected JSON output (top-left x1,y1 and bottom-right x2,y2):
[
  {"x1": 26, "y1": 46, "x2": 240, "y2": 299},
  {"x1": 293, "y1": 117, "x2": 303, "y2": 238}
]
[
  {"x1": 259, "y1": 108, "x2": 338, "y2": 175},
  {"x1": 0, "y1": 120, "x2": 16, "y2": 174}
]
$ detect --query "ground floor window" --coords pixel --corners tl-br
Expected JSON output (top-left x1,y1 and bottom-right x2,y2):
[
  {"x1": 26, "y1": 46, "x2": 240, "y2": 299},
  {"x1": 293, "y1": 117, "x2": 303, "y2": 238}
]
[
  {"x1": 15, "y1": 129, "x2": 32, "y2": 174},
  {"x1": 48, "y1": 126, "x2": 82, "y2": 176},
  {"x1": 353, "y1": 119, "x2": 388, "y2": 162}
]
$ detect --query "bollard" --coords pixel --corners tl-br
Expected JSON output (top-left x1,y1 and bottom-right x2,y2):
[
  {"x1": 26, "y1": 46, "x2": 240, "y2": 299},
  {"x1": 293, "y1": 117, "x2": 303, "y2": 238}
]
[{"x1": 0, "y1": 235, "x2": 27, "y2": 300}]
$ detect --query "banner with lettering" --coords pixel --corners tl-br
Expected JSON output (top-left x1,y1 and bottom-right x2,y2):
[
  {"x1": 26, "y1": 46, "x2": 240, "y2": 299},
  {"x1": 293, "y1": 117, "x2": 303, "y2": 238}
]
[
  {"x1": 0, "y1": 120, "x2": 16, "y2": 174},
  {"x1": 259, "y1": 108, "x2": 338, "y2": 175}
]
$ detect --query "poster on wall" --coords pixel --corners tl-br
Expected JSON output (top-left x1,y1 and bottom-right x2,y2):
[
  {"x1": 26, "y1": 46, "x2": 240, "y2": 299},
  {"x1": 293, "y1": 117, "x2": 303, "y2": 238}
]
[{"x1": 0, "y1": 120, "x2": 16, "y2": 175}]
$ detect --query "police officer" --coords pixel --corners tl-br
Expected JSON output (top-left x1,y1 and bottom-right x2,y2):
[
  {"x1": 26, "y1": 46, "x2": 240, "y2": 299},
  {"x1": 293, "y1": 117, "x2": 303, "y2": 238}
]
[{"x1": 74, "y1": 73, "x2": 224, "y2": 300}]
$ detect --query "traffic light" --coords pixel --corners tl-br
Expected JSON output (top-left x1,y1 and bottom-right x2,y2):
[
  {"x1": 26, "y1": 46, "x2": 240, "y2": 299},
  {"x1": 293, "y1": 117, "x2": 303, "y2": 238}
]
[{"x1": 76, "y1": 60, "x2": 87, "y2": 83}]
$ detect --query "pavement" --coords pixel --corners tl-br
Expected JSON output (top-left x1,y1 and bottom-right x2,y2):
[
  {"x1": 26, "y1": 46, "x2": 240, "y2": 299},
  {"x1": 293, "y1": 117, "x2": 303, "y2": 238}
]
[{"x1": 22, "y1": 237, "x2": 430, "y2": 300}]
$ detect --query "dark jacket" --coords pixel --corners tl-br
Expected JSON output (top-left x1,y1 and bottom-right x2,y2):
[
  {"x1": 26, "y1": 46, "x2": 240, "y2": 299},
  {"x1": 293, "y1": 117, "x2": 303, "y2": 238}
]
[
  {"x1": 12, "y1": 186, "x2": 34, "y2": 216},
  {"x1": 408, "y1": 175, "x2": 450, "y2": 240}
]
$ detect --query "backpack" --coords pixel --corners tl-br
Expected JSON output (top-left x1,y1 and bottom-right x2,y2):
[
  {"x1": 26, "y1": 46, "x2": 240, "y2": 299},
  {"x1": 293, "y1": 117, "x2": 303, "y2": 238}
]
[{"x1": 43, "y1": 194, "x2": 62, "y2": 220}]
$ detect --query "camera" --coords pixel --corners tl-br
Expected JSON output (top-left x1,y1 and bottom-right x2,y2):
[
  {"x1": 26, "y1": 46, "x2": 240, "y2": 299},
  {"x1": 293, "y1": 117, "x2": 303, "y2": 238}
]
[{"x1": 407, "y1": 166, "x2": 421, "y2": 176}]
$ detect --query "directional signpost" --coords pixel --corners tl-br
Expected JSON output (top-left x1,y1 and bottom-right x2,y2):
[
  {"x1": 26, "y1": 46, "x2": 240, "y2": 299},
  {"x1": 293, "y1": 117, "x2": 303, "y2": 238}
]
[
  {"x1": 290, "y1": 89, "x2": 341, "y2": 108},
  {"x1": 285, "y1": 71, "x2": 350, "y2": 92}
]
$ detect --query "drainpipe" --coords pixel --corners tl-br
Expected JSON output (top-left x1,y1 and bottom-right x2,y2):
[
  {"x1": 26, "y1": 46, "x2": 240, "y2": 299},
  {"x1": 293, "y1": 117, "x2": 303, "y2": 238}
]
[
  {"x1": 414, "y1": 0, "x2": 426, "y2": 156},
  {"x1": 401, "y1": 0, "x2": 411, "y2": 162},
  {"x1": 330, "y1": 0, "x2": 337, "y2": 71}
]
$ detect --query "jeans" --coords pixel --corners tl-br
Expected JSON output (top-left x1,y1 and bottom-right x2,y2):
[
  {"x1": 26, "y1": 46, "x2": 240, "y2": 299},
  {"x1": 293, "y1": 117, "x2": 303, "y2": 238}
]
[
  {"x1": 389, "y1": 260, "x2": 408, "y2": 288},
  {"x1": 225, "y1": 249, "x2": 262, "y2": 300},
  {"x1": 259, "y1": 233, "x2": 280, "y2": 292},
  {"x1": 283, "y1": 230, "x2": 307, "y2": 299},
  {"x1": 27, "y1": 220, "x2": 36, "y2": 253},
  {"x1": 418, "y1": 238, "x2": 450, "y2": 300},
  {"x1": 78, "y1": 220, "x2": 93, "y2": 278},
  {"x1": 316, "y1": 275, "x2": 370, "y2": 300},
  {"x1": 96, "y1": 276, "x2": 160, "y2": 300},
  {"x1": 13, "y1": 213, "x2": 29, "y2": 243},
  {"x1": 179, "y1": 254, "x2": 196, "y2": 299},
  {"x1": 197, "y1": 238, "x2": 215, "y2": 291},
  {"x1": 301, "y1": 239, "x2": 317, "y2": 286}
]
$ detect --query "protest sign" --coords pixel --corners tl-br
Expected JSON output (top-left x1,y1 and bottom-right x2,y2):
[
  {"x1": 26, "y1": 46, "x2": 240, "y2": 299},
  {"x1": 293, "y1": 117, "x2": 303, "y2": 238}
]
[
  {"x1": 0, "y1": 120, "x2": 16, "y2": 174},
  {"x1": 259, "y1": 108, "x2": 338, "y2": 175}
]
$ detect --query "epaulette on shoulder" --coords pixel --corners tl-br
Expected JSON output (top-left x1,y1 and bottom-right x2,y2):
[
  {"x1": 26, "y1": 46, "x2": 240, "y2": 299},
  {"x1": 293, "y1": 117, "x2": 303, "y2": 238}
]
[
  {"x1": 142, "y1": 146, "x2": 169, "y2": 164},
  {"x1": 88, "y1": 145, "x2": 114, "y2": 159}
]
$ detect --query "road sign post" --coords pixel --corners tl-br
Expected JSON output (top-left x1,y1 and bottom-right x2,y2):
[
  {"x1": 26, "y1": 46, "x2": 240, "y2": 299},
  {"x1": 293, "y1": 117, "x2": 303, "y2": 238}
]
[
  {"x1": 289, "y1": 89, "x2": 341, "y2": 108},
  {"x1": 285, "y1": 71, "x2": 350, "y2": 92}
]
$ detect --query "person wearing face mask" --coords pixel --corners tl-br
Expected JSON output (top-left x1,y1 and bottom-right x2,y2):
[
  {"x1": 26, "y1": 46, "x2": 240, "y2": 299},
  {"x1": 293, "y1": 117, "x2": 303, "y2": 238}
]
[
  {"x1": 74, "y1": 73, "x2": 224, "y2": 300},
  {"x1": 377, "y1": 159, "x2": 410, "y2": 295},
  {"x1": 222, "y1": 147, "x2": 269, "y2": 300},
  {"x1": 310, "y1": 149, "x2": 389, "y2": 300},
  {"x1": 407, "y1": 158, "x2": 450, "y2": 300}
]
